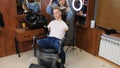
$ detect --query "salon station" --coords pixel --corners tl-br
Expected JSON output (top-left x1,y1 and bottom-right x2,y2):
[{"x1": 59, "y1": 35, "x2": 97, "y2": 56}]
[{"x1": 0, "y1": 0, "x2": 120, "y2": 68}]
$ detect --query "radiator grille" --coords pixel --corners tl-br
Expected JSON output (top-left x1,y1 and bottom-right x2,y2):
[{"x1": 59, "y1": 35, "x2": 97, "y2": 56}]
[{"x1": 99, "y1": 34, "x2": 120, "y2": 65}]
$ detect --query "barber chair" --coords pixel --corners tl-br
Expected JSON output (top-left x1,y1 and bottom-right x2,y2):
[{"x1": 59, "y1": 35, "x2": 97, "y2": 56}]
[{"x1": 29, "y1": 27, "x2": 65, "y2": 68}]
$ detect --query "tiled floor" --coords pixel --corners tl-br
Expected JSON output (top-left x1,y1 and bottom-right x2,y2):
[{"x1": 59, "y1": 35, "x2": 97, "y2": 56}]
[{"x1": 0, "y1": 47, "x2": 118, "y2": 68}]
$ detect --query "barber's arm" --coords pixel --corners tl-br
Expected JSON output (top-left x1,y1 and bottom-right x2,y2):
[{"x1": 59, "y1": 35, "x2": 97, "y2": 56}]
[
  {"x1": 77, "y1": 11, "x2": 86, "y2": 17},
  {"x1": 48, "y1": 0, "x2": 54, "y2": 6},
  {"x1": 46, "y1": 0, "x2": 57, "y2": 14}
]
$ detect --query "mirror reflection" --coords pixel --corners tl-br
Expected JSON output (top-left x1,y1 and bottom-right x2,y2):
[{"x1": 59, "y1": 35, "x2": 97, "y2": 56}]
[
  {"x1": 72, "y1": 0, "x2": 83, "y2": 11},
  {"x1": 16, "y1": 0, "x2": 41, "y2": 15},
  {"x1": 74, "y1": 0, "x2": 88, "y2": 26}
]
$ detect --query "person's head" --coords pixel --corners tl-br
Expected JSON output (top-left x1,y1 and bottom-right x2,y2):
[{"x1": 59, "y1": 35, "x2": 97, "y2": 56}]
[
  {"x1": 58, "y1": 0, "x2": 67, "y2": 7},
  {"x1": 22, "y1": 3, "x2": 28, "y2": 11},
  {"x1": 53, "y1": 6, "x2": 62, "y2": 20}
]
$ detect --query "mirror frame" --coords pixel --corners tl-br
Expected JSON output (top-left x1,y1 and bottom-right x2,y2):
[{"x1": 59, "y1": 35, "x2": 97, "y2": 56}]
[
  {"x1": 16, "y1": 0, "x2": 41, "y2": 15},
  {"x1": 72, "y1": 0, "x2": 83, "y2": 11}
]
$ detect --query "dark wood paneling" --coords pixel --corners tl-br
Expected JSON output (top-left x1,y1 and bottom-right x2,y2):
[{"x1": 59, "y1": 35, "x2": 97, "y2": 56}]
[
  {"x1": 5, "y1": 0, "x2": 16, "y2": 56},
  {"x1": 0, "y1": 3, "x2": 4, "y2": 57},
  {"x1": 0, "y1": 0, "x2": 17, "y2": 57},
  {"x1": 85, "y1": 0, "x2": 96, "y2": 28},
  {"x1": 0, "y1": 31, "x2": 6, "y2": 57},
  {"x1": 76, "y1": 27, "x2": 102, "y2": 56},
  {"x1": 0, "y1": 0, "x2": 10, "y2": 57},
  {"x1": 41, "y1": 0, "x2": 51, "y2": 22}
]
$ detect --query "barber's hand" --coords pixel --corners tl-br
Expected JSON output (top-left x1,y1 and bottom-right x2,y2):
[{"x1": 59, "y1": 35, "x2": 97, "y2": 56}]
[
  {"x1": 60, "y1": 7, "x2": 66, "y2": 10},
  {"x1": 51, "y1": 0, "x2": 53, "y2": 2},
  {"x1": 77, "y1": 11, "x2": 84, "y2": 16},
  {"x1": 77, "y1": 11, "x2": 83, "y2": 16}
]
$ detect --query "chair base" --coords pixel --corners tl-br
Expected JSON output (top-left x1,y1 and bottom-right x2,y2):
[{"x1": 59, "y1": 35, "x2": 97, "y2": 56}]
[
  {"x1": 29, "y1": 62, "x2": 65, "y2": 68},
  {"x1": 29, "y1": 63, "x2": 45, "y2": 68}
]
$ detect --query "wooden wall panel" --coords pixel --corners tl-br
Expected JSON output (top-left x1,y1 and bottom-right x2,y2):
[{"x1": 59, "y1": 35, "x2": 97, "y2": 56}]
[
  {"x1": 76, "y1": 28, "x2": 102, "y2": 56},
  {"x1": 5, "y1": 0, "x2": 16, "y2": 56},
  {"x1": 85, "y1": 0, "x2": 96, "y2": 28},
  {"x1": 76, "y1": 28, "x2": 87, "y2": 50},
  {"x1": 0, "y1": 31, "x2": 6, "y2": 57},
  {"x1": 96, "y1": 0, "x2": 120, "y2": 32},
  {"x1": 41, "y1": 0, "x2": 51, "y2": 22},
  {"x1": 0, "y1": 0, "x2": 10, "y2": 57},
  {"x1": 0, "y1": 0, "x2": 16, "y2": 57}
]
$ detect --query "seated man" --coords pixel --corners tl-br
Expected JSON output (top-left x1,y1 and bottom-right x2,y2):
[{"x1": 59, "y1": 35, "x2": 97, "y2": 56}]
[
  {"x1": 37, "y1": 6, "x2": 68, "y2": 64},
  {"x1": 46, "y1": 0, "x2": 74, "y2": 46}
]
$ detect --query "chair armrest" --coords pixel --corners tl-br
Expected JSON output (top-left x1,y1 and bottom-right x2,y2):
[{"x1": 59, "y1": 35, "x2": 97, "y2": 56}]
[
  {"x1": 57, "y1": 37, "x2": 66, "y2": 54},
  {"x1": 33, "y1": 33, "x2": 46, "y2": 39},
  {"x1": 32, "y1": 33, "x2": 47, "y2": 48},
  {"x1": 32, "y1": 25, "x2": 49, "y2": 48}
]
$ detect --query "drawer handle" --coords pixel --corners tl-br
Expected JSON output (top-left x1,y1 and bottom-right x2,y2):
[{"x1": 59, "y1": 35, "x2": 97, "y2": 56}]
[{"x1": 23, "y1": 35, "x2": 31, "y2": 38}]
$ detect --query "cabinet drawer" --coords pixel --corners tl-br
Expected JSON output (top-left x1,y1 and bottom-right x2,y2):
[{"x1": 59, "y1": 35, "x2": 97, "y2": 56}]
[
  {"x1": 18, "y1": 33, "x2": 35, "y2": 42},
  {"x1": 15, "y1": 29, "x2": 44, "y2": 42}
]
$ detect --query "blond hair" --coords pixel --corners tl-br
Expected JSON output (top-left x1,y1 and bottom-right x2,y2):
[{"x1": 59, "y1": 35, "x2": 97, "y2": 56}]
[{"x1": 52, "y1": 6, "x2": 61, "y2": 11}]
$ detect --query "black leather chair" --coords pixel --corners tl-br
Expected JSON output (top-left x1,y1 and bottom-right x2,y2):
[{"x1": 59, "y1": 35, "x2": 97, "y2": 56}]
[{"x1": 29, "y1": 27, "x2": 65, "y2": 68}]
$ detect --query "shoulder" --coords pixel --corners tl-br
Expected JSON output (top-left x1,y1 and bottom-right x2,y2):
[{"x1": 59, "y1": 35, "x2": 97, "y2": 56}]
[
  {"x1": 61, "y1": 20, "x2": 66, "y2": 23},
  {"x1": 48, "y1": 20, "x2": 55, "y2": 25},
  {"x1": 60, "y1": 20, "x2": 68, "y2": 26},
  {"x1": 50, "y1": 20, "x2": 56, "y2": 23}
]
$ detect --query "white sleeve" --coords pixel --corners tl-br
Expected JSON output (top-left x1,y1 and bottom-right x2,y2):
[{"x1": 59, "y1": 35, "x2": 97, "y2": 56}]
[
  {"x1": 64, "y1": 23, "x2": 69, "y2": 31},
  {"x1": 47, "y1": 21, "x2": 52, "y2": 31}
]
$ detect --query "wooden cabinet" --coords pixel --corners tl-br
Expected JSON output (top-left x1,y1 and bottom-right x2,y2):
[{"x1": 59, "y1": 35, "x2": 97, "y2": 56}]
[
  {"x1": 14, "y1": 28, "x2": 44, "y2": 57},
  {"x1": 76, "y1": 27, "x2": 102, "y2": 56},
  {"x1": 15, "y1": 29, "x2": 44, "y2": 42}
]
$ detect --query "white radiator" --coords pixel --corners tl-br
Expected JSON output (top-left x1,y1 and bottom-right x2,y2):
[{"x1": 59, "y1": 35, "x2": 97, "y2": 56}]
[{"x1": 99, "y1": 34, "x2": 120, "y2": 66}]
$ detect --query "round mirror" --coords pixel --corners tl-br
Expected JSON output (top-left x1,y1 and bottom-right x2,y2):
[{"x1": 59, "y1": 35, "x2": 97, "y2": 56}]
[{"x1": 72, "y1": 0, "x2": 83, "y2": 11}]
